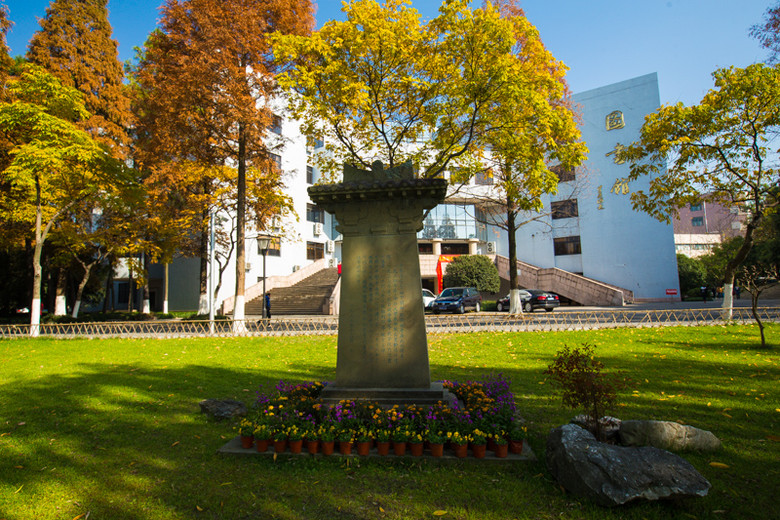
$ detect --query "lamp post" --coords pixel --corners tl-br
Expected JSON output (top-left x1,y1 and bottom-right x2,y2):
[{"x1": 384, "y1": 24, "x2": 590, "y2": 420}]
[{"x1": 257, "y1": 235, "x2": 272, "y2": 319}]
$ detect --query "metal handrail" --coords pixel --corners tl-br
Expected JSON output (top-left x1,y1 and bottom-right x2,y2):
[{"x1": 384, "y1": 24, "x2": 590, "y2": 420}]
[{"x1": 1, "y1": 307, "x2": 778, "y2": 339}]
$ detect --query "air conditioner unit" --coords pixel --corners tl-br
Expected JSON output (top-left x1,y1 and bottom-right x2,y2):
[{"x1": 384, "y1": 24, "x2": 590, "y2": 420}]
[
  {"x1": 272, "y1": 216, "x2": 282, "y2": 232},
  {"x1": 314, "y1": 222, "x2": 323, "y2": 236},
  {"x1": 328, "y1": 258, "x2": 337, "y2": 268},
  {"x1": 326, "y1": 240, "x2": 335, "y2": 253},
  {"x1": 486, "y1": 241, "x2": 497, "y2": 254},
  {"x1": 292, "y1": 265, "x2": 300, "y2": 272}
]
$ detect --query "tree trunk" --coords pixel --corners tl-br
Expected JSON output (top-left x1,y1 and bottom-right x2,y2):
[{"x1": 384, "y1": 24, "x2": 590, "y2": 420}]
[
  {"x1": 142, "y1": 252, "x2": 151, "y2": 313},
  {"x1": 54, "y1": 268, "x2": 68, "y2": 316},
  {"x1": 233, "y1": 122, "x2": 247, "y2": 333},
  {"x1": 721, "y1": 214, "x2": 761, "y2": 319},
  {"x1": 506, "y1": 201, "x2": 522, "y2": 314},
  {"x1": 128, "y1": 264, "x2": 134, "y2": 312},
  {"x1": 198, "y1": 213, "x2": 210, "y2": 315},
  {"x1": 72, "y1": 261, "x2": 94, "y2": 318},
  {"x1": 103, "y1": 257, "x2": 114, "y2": 312},
  {"x1": 163, "y1": 262, "x2": 169, "y2": 314}
]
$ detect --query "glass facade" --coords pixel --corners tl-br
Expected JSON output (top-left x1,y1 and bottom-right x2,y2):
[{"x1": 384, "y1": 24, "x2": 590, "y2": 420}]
[{"x1": 418, "y1": 204, "x2": 479, "y2": 240}]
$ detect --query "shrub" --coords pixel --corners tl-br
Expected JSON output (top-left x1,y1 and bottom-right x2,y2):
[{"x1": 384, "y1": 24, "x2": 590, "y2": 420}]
[
  {"x1": 676, "y1": 253, "x2": 706, "y2": 295},
  {"x1": 442, "y1": 255, "x2": 500, "y2": 293},
  {"x1": 544, "y1": 343, "x2": 630, "y2": 441}
]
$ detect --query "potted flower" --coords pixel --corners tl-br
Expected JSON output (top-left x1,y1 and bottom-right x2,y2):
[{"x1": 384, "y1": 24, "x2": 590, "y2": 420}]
[
  {"x1": 319, "y1": 424, "x2": 336, "y2": 456},
  {"x1": 287, "y1": 424, "x2": 304, "y2": 454},
  {"x1": 253, "y1": 424, "x2": 272, "y2": 452},
  {"x1": 238, "y1": 418, "x2": 255, "y2": 449},
  {"x1": 470, "y1": 429, "x2": 488, "y2": 458},
  {"x1": 355, "y1": 427, "x2": 374, "y2": 456},
  {"x1": 508, "y1": 425, "x2": 526, "y2": 454},
  {"x1": 272, "y1": 427, "x2": 288, "y2": 453},
  {"x1": 408, "y1": 431, "x2": 425, "y2": 456},
  {"x1": 492, "y1": 431, "x2": 508, "y2": 458},
  {"x1": 446, "y1": 431, "x2": 469, "y2": 458},
  {"x1": 375, "y1": 427, "x2": 392, "y2": 456},
  {"x1": 336, "y1": 426, "x2": 354, "y2": 455},
  {"x1": 426, "y1": 429, "x2": 446, "y2": 457},
  {"x1": 392, "y1": 424, "x2": 410, "y2": 456},
  {"x1": 303, "y1": 424, "x2": 320, "y2": 455}
]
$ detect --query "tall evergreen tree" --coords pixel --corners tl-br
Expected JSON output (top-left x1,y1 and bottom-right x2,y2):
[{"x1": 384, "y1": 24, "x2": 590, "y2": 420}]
[
  {"x1": 0, "y1": 4, "x2": 12, "y2": 74},
  {"x1": 27, "y1": 0, "x2": 131, "y2": 158}
]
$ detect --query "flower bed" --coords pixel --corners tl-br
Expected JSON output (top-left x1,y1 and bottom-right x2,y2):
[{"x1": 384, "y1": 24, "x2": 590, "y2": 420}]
[{"x1": 238, "y1": 374, "x2": 527, "y2": 458}]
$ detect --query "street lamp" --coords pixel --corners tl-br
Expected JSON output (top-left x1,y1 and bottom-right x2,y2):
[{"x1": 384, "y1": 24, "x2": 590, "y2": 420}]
[{"x1": 257, "y1": 234, "x2": 273, "y2": 319}]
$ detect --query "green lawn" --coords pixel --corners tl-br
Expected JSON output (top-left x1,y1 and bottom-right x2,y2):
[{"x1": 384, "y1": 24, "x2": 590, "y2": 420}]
[{"x1": 0, "y1": 325, "x2": 777, "y2": 519}]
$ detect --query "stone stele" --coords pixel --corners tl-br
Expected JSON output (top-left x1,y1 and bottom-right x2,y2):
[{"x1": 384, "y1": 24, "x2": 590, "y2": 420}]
[{"x1": 308, "y1": 161, "x2": 452, "y2": 405}]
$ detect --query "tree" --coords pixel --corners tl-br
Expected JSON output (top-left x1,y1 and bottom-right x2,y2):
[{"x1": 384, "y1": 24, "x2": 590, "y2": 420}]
[
  {"x1": 0, "y1": 4, "x2": 12, "y2": 75},
  {"x1": 132, "y1": 0, "x2": 314, "y2": 328},
  {"x1": 26, "y1": 0, "x2": 132, "y2": 157},
  {"x1": 469, "y1": 0, "x2": 586, "y2": 313},
  {"x1": 0, "y1": 66, "x2": 123, "y2": 334},
  {"x1": 751, "y1": 2, "x2": 780, "y2": 63},
  {"x1": 614, "y1": 64, "x2": 780, "y2": 318},
  {"x1": 442, "y1": 254, "x2": 500, "y2": 293},
  {"x1": 676, "y1": 253, "x2": 706, "y2": 298},
  {"x1": 273, "y1": 0, "x2": 559, "y2": 181}
]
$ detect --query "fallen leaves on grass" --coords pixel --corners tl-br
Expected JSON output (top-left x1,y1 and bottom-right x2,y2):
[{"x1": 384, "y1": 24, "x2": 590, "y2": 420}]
[{"x1": 709, "y1": 462, "x2": 729, "y2": 469}]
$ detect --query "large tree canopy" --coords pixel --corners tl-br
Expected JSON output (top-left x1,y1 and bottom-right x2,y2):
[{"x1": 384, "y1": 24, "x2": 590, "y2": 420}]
[
  {"x1": 132, "y1": 0, "x2": 314, "y2": 323},
  {"x1": 274, "y1": 0, "x2": 567, "y2": 181},
  {"x1": 614, "y1": 63, "x2": 780, "y2": 317},
  {"x1": 27, "y1": 0, "x2": 131, "y2": 157}
]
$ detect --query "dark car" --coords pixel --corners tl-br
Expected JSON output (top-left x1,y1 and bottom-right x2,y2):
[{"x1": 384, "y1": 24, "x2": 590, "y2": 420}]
[
  {"x1": 431, "y1": 287, "x2": 482, "y2": 314},
  {"x1": 497, "y1": 289, "x2": 559, "y2": 312}
]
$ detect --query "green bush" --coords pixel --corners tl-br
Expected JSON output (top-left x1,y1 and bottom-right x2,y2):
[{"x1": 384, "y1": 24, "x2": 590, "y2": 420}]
[
  {"x1": 676, "y1": 253, "x2": 706, "y2": 295},
  {"x1": 442, "y1": 255, "x2": 500, "y2": 293}
]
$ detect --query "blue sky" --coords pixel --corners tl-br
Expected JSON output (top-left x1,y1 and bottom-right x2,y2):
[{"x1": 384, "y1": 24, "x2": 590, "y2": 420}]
[{"x1": 4, "y1": 0, "x2": 773, "y2": 106}]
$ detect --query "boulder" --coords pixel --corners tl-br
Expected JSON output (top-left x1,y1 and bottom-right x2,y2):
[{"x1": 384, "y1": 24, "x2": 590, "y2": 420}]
[
  {"x1": 619, "y1": 420, "x2": 721, "y2": 452},
  {"x1": 199, "y1": 398, "x2": 247, "y2": 420},
  {"x1": 546, "y1": 424, "x2": 711, "y2": 507}
]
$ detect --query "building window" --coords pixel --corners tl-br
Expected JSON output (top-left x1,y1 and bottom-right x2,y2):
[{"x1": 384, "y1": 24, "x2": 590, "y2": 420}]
[
  {"x1": 306, "y1": 203, "x2": 325, "y2": 223},
  {"x1": 691, "y1": 217, "x2": 704, "y2": 227},
  {"x1": 307, "y1": 165, "x2": 314, "y2": 184},
  {"x1": 551, "y1": 165, "x2": 575, "y2": 182},
  {"x1": 441, "y1": 243, "x2": 469, "y2": 255},
  {"x1": 307, "y1": 134, "x2": 324, "y2": 149},
  {"x1": 551, "y1": 199, "x2": 579, "y2": 220},
  {"x1": 260, "y1": 236, "x2": 281, "y2": 257},
  {"x1": 553, "y1": 236, "x2": 582, "y2": 256},
  {"x1": 418, "y1": 243, "x2": 434, "y2": 254},
  {"x1": 475, "y1": 169, "x2": 493, "y2": 185},
  {"x1": 271, "y1": 114, "x2": 282, "y2": 135},
  {"x1": 307, "y1": 241, "x2": 324, "y2": 260},
  {"x1": 270, "y1": 153, "x2": 282, "y2": 172},
  {"x1": 689, "y1": 203, "x2": 702, "y2": 212}
]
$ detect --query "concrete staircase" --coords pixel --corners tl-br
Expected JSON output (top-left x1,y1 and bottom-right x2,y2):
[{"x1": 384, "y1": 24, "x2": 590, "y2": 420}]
[{"x1": 246, "y1": 268, "x2": 339, "y2": 316}]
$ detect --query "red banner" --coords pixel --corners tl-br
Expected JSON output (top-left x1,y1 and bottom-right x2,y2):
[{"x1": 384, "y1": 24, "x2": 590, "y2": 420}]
[{"x1": 436, "y1": 255, "x2": 459, "y2": 293}]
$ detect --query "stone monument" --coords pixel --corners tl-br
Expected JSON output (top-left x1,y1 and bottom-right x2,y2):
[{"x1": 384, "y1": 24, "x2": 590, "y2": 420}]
[{"x1": 308, "y1": 161, "x2": 453, "y2": 406}]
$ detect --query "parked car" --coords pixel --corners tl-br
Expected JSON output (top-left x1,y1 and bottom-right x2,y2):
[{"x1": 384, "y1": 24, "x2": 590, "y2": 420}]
[
  {"x1": 496, "y1": 290, "x2": 531, "y2": 312},
  {"x1": 497, "y1": 289, "x2": 559, "y2": 312},
  {"x1": 431, "y1": 287, "x2": 482, "y2": 314},
  {"x1": 422, "y1": 288, "x2": 436, "y2": 311}
]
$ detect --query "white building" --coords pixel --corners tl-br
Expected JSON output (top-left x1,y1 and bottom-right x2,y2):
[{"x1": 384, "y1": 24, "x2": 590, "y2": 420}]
[{"x1": 131, "y1": 73, "x2": 679, "y2": 313}]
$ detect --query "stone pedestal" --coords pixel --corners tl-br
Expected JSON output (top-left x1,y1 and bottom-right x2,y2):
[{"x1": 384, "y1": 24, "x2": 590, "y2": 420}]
[{"x1": 308, "y1": 162, "x2": 452, "y2": 406}]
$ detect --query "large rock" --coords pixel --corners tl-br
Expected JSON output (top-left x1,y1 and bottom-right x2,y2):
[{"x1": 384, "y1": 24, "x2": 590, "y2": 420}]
[
  {"x1": 547, "y1": 424, "x2": 711, "y2": 507},
  {"x1": 619, "y1": 420, "x2": 722, "y2": 452},
  {"x1": 199, "y1": 399, "x2": 247, "y2": 420}
]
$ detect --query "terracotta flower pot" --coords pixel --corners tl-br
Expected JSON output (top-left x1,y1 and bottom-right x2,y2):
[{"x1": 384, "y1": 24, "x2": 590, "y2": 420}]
[
  {"x1": 274, "y1": 439, "x2": 288, "y2": 453},
  {"x1": 306, "y1": 439, "x2": 320, "y2": 455},
  {"x1": 321, "y1": 440, "x2": 335, "y2": 456},
  {"x1": 452, "y1": 442, "x2": 468, "y2": 458},
  {"x1": 409, "y1": 442, "x2": 424, "y2": 456},
  {"x1": 339, "y1": 441, "x2": 353, "y2": 455},
  {"x1": 240, "y1": 435, "x2": 254, "y2": 449},
  {"x1": 376, "y1": 441, "x2": 391, "y2": 456},
  {"x1": 429, "y1": 443, "x2": 444, "y2": 457},
  {"x1": 471, "y1": 443, "x2": 487, "y2": 459},
  {"x1": 494, "y1": 443, "x2": 508, "y2": 458},
  {"x1": 255, "y1": 439, "x2": 269, "y2": 453},
  {"x1": 289, "y1": 439, "x2": 303, "y2": 454},
  {"x1": 356, "y1": 441, "x2": 372, "y2": 456},
  {"x1": 509, "y1": 440, "x2": 524, "y2": 455},
  {"x1": 393, "y1": 441, "x2": 407, "y2": 456}
]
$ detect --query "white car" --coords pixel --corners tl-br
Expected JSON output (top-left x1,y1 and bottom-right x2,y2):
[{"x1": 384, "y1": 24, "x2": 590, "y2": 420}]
[{"x1": 422, "y1": 289, "x2": 436, "y2": 310}]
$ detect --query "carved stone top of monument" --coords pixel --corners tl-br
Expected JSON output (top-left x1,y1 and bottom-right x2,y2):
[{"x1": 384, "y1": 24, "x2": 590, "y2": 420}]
[{"x1": 308, "y1": 161, "x2": 447, "y2": 203}]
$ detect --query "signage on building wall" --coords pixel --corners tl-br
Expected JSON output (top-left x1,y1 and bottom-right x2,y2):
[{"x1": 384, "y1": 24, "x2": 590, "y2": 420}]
[
  {"x1": 611, "y1": 178, "x2": 630, "y2": 195},
  {"x1": 666, "y1": 289, "x2": 678, "y2": 296},
  {"x1": 604, "y1": 143, "x2": 626, "y2": 164},
  {"x1": 606, "y1": 110, "x2": 625, "y2": 130},
  {"x1": 597, "y1": 185, "x2": 604, "y2": 210}
]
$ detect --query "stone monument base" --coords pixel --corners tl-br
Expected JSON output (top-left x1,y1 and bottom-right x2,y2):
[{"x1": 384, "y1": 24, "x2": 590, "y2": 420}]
[{"x1": 320, "y1": 382, "x2": 458, "y2": 408}]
